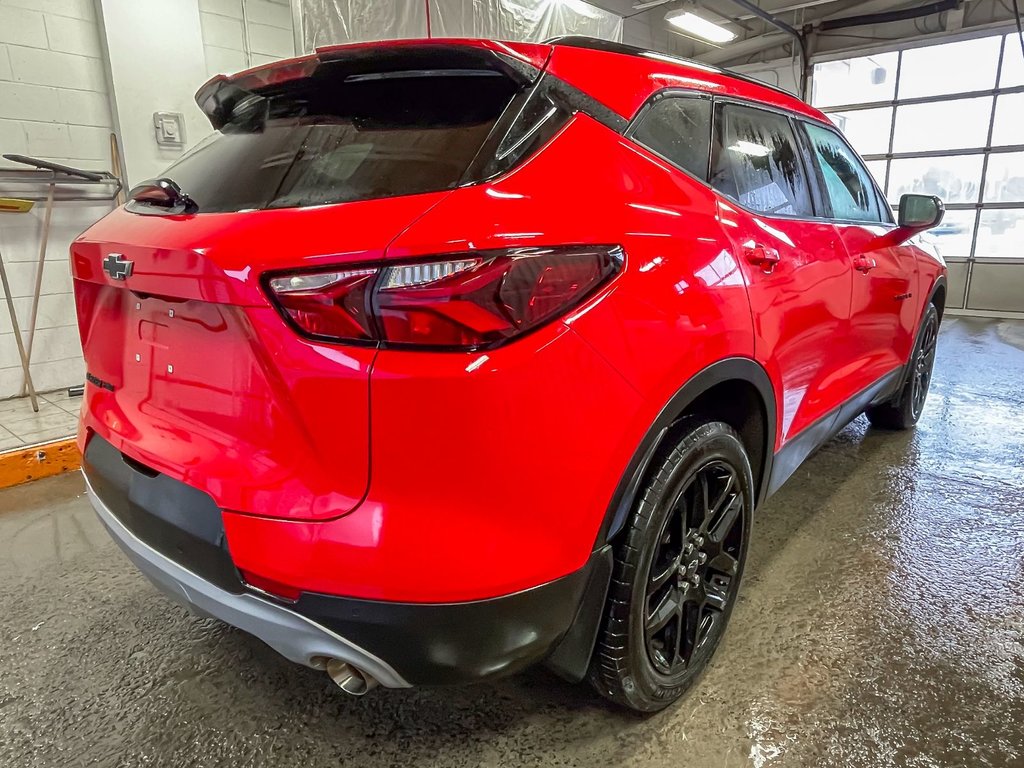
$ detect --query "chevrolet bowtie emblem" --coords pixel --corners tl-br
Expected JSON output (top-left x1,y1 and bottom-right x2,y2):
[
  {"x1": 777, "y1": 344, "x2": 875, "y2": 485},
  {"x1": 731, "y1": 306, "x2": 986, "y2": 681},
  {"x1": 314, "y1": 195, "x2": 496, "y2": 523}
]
[{"x1": 103, "y1": 253, "x2": 133, "y2": 281}]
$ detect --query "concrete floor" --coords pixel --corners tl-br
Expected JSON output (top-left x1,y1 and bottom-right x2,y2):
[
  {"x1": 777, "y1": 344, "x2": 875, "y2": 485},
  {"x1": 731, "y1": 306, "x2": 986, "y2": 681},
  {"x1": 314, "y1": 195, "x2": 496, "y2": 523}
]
[{"x1": 1, "y1": 317, "x2": 1022, "y2": 768}]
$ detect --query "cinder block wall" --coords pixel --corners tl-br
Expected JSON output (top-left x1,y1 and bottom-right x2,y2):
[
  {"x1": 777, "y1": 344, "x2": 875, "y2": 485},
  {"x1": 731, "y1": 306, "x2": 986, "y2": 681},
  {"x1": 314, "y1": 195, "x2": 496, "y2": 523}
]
[
  {"x1": 0, "y1": 0, "x2": 115, "y2": 398},
  {"x1": 0, "y1": 0, "x2": 294, "y2": 400},
  {"x1": 200, "y1": 0, "x2": 294, "y2": 78}
]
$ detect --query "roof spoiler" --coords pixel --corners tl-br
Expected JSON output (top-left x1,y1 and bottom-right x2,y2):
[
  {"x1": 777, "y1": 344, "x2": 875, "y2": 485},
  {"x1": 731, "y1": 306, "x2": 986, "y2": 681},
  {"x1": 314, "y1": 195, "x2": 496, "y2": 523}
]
[{"x1": 194, "y1": 39, "x2": 551, "y2": 131}]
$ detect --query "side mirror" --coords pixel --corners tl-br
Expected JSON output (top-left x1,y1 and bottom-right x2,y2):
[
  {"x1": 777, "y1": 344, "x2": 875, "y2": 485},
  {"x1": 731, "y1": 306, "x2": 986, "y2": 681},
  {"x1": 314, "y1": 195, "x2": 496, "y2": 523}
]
[
  {"x1": 898, "y1": 194, "x2": 944, "y2": 229},
  {"x1": 872, "y1": 194, "x2": 945, "y2": 249}
]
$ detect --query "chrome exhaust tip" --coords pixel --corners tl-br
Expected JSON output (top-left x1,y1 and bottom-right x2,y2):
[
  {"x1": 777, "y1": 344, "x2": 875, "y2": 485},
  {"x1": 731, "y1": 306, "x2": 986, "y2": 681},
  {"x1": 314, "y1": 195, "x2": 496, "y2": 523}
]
[{"x1": 326, "y1": 658, "x2": 379, "y2": 696}]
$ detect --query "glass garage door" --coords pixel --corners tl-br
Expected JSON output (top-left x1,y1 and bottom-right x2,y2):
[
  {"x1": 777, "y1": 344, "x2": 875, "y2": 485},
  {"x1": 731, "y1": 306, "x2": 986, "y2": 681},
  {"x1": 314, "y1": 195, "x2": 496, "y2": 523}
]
[{"x1": 811, "y1": 32, "x2": 1024, "y2": 315}]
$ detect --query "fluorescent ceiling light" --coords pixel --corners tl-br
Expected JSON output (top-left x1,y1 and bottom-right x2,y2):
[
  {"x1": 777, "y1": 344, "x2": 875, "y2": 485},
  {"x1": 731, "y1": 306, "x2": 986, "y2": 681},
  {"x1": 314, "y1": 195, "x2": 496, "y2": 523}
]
[{"x1": 665, "y1": 10, "x2": 736, "y2": 44}]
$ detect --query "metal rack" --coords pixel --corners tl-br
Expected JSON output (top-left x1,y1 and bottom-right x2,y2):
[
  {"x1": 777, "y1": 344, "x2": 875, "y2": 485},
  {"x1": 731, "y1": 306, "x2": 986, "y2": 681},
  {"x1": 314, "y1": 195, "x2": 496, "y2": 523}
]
[{"x1": 0, "y1": 155, "x2": 123, "y2": 411}]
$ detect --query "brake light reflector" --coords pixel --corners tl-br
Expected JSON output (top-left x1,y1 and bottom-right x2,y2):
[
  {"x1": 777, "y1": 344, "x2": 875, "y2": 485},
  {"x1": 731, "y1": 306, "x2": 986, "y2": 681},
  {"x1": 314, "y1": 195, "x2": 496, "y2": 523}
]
[
  {"x1": 239, "y1": 569, "x2": 302, "y2": 602},
  {"x1": 268, "y1": 268, "x2": 376, "y2": 340},
  {"x1": 265, "y1": 246, "x2": 623, "y2": 350}
]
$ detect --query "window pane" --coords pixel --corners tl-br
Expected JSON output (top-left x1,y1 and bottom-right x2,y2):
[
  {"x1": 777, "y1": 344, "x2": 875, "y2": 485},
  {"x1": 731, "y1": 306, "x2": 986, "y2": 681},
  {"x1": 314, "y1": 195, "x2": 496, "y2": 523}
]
[
  {"x1": 887, "y1": 155, "x2": 983, "y2": 204},
  {"x1": 992, "y1": 93, "x2": 1024, "y2": 146},
  {"x1": 803, "y1": 122, "x2": 882, "y2": 222},
  {"x1": 892, "y1": 97, "x2": 993, "y2": 153},
  {"x1": 919, "y1": 209, "x2": 977, "y2": 259},
  {"x1": 811, "y1": 52, "x2": 898, "y2": 108},
  {"x1": 976, "y1": 210, "x2": 1024, "y2": 258},
  {"x1": 864, "y1": 159, "x2": 887, "y2": 192},
  {"x1": 898, "y1": 37, "x2": 1001, "y2": 98},
  {"x1": 711, "y1": 103, "x2": 814, "y2": 217},
  {"x1": 162, "y1": 73, "x2": 518, "y2": 212},
  {"x1": 984, "y1": 151, "x2": 1024, "y2": 202},
  {"x1": 1000, "y1": 34, "x2": 1024, "y2": 87},
  {"x1": 630, "y1": 97, "x2": 711, "y2": 179},
  {"x1": 828, "y1": 107, "x2": 892, "y2": 155}
]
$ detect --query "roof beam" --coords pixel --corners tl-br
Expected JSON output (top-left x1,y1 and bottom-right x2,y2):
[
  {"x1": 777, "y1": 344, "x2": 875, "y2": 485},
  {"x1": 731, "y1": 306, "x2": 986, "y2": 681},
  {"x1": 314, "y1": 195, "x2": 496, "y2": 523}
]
[
  {"x1": 694, "y1": 30, "x2": 791, "y2": 63},
  {"x1": 729, "y1": 0, "x2": 842, "y2": 22}
]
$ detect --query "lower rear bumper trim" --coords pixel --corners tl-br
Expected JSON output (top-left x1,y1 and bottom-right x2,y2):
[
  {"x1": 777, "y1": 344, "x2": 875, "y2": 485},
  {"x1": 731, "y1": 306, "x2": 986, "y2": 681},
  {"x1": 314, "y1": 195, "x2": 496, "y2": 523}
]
[{"x1": 83, "y1": 471, "x2": 410, "y2": 689}]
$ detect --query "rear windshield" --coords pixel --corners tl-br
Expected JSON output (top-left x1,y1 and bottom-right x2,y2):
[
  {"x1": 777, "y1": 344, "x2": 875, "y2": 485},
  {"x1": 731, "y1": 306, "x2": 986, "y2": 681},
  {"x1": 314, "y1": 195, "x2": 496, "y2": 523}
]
[{"x1": 161, "y1": 70, "x2": 521, "y2": 213}]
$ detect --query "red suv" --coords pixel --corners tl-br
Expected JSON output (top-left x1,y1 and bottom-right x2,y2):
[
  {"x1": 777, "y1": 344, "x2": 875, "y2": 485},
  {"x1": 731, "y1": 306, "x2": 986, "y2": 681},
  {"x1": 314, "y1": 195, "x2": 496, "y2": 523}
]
[{"x1": 73, "y1": 37, "x2": 946, "y2": 712}]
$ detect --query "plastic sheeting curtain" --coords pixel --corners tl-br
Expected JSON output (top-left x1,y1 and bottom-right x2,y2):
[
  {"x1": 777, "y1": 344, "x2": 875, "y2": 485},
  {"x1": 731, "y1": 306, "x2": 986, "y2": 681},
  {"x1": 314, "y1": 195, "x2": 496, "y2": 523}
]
[
  {"x1": 297, "y1": 1, "x2": 427, "y2": 50},
  {"x1": 296, "y1": 0, "x2": 622, "y2": 52},
  {"x1": 431, "y1": 0, "x2": 622, "y2": 41}
]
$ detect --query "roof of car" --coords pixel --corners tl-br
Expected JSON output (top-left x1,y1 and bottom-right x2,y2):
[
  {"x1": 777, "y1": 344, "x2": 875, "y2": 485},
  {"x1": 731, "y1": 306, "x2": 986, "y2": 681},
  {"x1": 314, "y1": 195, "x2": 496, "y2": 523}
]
[
  {"x1": 547, "y1": 36, "x2": 799, "y2": 100},
  {"x1": 544, "y1": 35, "x2": 826, "y2": 124}
]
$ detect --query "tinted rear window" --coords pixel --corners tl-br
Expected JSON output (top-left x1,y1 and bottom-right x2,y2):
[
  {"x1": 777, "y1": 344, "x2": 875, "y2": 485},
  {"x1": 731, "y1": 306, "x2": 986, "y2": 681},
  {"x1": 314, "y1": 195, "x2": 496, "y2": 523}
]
[
  {"x1": 630, "y1": 96, "x2": 711, "y2": 180},
  {"x1": 162, "y1": 71, "x2": 521, "y2": 213},
  {"x1": 711, "y1": 102, "x2": 814, "y2": 218}
]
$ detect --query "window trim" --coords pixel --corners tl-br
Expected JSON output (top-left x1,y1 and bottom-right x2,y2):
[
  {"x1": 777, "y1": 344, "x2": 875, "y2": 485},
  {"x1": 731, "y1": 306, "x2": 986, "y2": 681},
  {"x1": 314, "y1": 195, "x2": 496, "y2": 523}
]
[
  {"x1": 623, "y1": 86, "x2": 901, "y2": 229},
  {"x1": 791, "y1": 115, "x2": 832, "y2": 219},
  {"x1": 710, "y1": 97, "x2": 820, "y2": 222},
  {"x1": 624, "y1": 89, "x2": 716, "y2": 189}
]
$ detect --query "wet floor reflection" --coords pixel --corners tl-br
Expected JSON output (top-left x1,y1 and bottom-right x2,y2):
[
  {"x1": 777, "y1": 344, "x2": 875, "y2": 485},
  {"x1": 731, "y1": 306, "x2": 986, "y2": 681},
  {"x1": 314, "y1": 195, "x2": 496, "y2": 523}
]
[{"x1": 0, "y1": 317, "x2": 1021, "y2": 767}]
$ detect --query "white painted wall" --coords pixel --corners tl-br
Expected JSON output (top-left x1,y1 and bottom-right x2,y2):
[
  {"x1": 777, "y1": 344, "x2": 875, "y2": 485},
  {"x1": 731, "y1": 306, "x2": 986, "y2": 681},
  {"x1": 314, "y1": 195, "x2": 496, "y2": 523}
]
[
  {"x1": 95, "y1": 0, "x2": 211, "y2": 185},
  {"x1": 0, "y1": 0, "x2": 118, "y2": 399},
  {"x1": 729, "y1": 57, "x2": 802, "y2": 96},
  {"x1": 200, "y1": 0, "x2": 295, "y2": 79}
]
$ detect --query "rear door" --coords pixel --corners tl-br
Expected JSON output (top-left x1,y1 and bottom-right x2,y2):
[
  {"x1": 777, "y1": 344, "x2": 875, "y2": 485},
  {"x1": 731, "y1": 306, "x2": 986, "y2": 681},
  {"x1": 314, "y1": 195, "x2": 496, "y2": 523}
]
[
  {"x1": 709, "y1": 100, "x2": 855, "y2": 446},
  {"x1": 798, "y1": 120, "x2": 918, "y2": 389}
]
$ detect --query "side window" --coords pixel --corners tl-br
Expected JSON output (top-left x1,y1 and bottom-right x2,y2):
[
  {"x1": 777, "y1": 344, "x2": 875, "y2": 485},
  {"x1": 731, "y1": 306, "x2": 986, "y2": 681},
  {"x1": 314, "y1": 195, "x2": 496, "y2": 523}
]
[
  {"x1": 629, "y1": 95, "x2": 711, "y2": 179},
  {"x1": 802, "y1": 121, "x2": 884, "y2": 222},
  {"x1": 711, "y1": 102, "x2": 814, "y2": 217}
]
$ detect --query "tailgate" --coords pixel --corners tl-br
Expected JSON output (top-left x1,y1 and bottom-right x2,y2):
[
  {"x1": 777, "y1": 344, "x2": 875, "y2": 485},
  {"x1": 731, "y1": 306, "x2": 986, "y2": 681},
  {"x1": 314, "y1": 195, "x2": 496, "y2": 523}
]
[
  {"x1": 72, "y1": 197, "x2": 444, "y2": 521},
  {"x1": 71, "y1": 39, "x2": 547, "y2": 520}
]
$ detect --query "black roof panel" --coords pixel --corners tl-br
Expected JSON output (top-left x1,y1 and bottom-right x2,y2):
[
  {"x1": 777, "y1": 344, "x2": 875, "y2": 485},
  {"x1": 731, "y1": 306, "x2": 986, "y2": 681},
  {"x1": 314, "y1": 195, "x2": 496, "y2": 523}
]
[{"x1": 544, "y1": 35, "x2": 801, "y2": 101}]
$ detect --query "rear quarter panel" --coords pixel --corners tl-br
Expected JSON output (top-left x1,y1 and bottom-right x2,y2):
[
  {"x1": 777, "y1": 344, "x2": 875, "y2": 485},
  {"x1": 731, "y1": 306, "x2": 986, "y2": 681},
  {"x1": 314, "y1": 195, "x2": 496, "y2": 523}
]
[{"x1": 354, "y1": 115, "x2": 755, "y2": 596}]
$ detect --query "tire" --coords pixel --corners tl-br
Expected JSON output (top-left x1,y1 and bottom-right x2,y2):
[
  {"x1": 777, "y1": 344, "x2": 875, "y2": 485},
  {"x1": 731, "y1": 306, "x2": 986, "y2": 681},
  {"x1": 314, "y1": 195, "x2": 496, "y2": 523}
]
[
  {"x1": 589, "y1": 420, "x2": 753, "y2": 713},
  {"x1": 866, "y1": 303, "x2": 940, "y2": 430}
]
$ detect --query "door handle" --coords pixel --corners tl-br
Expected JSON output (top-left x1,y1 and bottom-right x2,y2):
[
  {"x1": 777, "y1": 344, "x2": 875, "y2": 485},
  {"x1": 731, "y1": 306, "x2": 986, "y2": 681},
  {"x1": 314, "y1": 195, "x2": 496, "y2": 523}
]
[
  {"x1": 853, "y1": 255, "x2": 878, "y2": 273},
  {"x1": 743, "y1": 243, "x2": 781, "y2": 273}
]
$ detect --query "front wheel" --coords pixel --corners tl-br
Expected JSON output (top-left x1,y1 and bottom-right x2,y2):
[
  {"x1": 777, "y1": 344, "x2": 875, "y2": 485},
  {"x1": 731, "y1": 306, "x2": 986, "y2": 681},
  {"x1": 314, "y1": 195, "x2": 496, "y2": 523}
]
[
  {"x1": 589, "y1": 420, "x2": 752, "y2": 712},
  {"x1": 866, "y1": 303, "x2": 939, "y2": 430}
]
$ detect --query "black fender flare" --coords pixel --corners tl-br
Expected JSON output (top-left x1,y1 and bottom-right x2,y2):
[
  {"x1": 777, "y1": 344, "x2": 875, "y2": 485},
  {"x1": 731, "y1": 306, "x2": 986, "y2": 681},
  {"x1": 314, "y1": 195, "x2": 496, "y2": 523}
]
[
  {"x1": 925, "y1": 274, "x2": 948, "y2": 318},
  {"x1": 598, "y1": 356, "x2": 776, "y2": 546},
  {"x1": 545, "y1": 357, "x2": 776, "y2": 682},
  {"x1": 890, "y1": 273, "x2": 949, "y2": 395}
]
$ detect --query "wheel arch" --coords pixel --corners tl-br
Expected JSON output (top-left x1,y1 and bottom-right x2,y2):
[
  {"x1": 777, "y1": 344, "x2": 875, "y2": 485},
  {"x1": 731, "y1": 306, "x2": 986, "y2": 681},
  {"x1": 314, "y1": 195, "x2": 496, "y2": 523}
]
[
  {"x1": 927, "y1": 274, "x2": 948, "y2": 320},
  {"x1": 597, "y1": 357, "x2": 776, "y2": 547},
  {"x1": 546, "y1": 357, "x2": 776, "y2": 683}
]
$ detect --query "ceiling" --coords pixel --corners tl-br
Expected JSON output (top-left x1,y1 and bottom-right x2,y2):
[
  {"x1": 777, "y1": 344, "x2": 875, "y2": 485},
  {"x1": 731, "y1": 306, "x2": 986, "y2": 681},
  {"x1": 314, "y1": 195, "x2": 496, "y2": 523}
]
[
  {"x1": 584, "y1": 0, "x2": 1018, "y2": 66},
  {"x1": 585, "y1": 0, "x2": 873, "y2": 30}
]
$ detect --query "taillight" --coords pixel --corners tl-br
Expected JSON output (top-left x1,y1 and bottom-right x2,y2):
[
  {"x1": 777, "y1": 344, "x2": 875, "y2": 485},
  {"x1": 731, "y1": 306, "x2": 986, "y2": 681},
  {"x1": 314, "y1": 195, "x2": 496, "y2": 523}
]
[
  {"x1": 265, "y1": 246, "x2": 623, "y2": 350},
  {"x1": 268, "y1": 268, "x2": 376, "y2": 340}
]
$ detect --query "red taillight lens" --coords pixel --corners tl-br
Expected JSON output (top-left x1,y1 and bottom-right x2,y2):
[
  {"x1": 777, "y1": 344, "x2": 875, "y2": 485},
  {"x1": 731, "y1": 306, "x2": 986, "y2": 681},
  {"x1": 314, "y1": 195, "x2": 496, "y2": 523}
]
[
  {"x1": 267, "y1": 268, "x2": 377, "y2": 340},
  {"x1": 265, "y1": 246, "x2": 623, "y2": 350}
]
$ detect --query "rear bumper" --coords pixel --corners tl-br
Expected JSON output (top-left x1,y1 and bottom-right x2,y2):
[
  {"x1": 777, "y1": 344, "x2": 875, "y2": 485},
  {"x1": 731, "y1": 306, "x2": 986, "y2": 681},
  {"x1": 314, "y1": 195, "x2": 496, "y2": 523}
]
[
  {"x1": 85, "y1": 472, "x2": 410, "y2": 688},
  {"x1": 83, "y1": 434, "x2": 610, "y2": 686}
]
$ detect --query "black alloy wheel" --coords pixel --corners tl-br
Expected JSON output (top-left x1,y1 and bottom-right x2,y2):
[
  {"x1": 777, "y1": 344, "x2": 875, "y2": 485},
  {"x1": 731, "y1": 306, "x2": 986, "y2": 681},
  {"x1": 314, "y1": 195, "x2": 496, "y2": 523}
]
[
  {"x1": 590, "y1": 420, "x2": 753, "y2": 712},
  {"x1": 867, "y1": 302, "x2": 940, "y2": 430},
  {"x1": 910, "y1": 308, "x2": 939, "y2": 421},
  {"x1": 644, "y1": 460, "x2": 744, "y2": 675}
]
